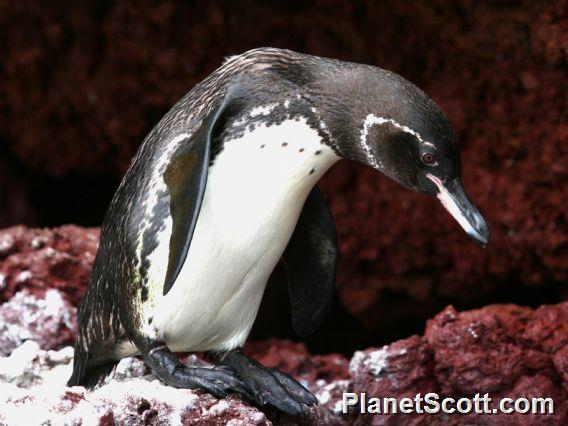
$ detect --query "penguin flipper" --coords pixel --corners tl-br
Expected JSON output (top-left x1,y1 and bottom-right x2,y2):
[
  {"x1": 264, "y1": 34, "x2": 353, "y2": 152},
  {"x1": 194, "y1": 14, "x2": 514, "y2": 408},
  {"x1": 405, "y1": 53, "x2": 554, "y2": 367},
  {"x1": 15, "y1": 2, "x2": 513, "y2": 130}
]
[
  {"x1": 162, "y1": 88, "x2": 240, "y2": 295},
  {"x1": 283, "y1": 186, "x2": 338, "y2": 337}
]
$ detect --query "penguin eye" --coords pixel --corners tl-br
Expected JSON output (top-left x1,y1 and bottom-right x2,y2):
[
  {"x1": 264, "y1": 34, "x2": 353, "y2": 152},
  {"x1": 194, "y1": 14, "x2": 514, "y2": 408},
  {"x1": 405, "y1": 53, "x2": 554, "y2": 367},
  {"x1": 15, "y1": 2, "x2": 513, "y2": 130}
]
[{"x1": 421, "y1": 152, "x2": 436, "y2": 165}]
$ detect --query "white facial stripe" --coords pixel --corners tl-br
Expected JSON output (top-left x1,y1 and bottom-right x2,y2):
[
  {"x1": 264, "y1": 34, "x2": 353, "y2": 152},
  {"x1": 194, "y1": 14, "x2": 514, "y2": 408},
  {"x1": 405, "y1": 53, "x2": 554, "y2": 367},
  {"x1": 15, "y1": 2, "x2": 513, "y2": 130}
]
[
  {"x1": 362, "y1": 113, "x2": 432, "y2": 144},
  {"x1": 360, "y1": 113, "x2": 435, "y2": 168},
  {"x1": 426, "y1": 173, "x2": 476, "y2": 236},
  {"x1": 359, "y1": 114, "x2": 383, "y2": 168}
]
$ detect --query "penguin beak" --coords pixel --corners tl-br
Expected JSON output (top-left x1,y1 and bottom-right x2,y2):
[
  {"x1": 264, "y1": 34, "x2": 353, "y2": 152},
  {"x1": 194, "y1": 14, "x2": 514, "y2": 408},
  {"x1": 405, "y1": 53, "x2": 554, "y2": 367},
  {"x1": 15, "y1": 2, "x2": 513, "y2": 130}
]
[{"x1": 426, "y1": 174, "x2": 490, "y2": 246}]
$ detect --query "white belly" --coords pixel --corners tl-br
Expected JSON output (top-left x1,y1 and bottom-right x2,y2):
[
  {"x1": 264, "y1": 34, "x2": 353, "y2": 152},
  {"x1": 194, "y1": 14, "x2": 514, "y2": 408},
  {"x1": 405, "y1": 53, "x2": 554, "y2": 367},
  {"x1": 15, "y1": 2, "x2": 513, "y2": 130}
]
[{"x1": 149, "y1": 117, "x2": 339, "y2": 352}]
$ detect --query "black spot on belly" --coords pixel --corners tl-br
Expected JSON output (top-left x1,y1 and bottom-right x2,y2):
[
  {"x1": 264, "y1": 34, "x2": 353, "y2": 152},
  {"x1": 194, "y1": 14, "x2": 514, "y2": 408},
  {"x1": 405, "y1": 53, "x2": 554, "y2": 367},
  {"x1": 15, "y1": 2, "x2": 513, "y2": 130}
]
[
  {"x1": 299, "y1": 148, "x2": 304, "y2": 152},
  {"x1": 282, "y1": 142, "x2": 288, "y2": 147},
  {"x1": 315, "y1": 150, "x2": 321, "y2": 155},
  {"x1": 309, "y1": 168, "x2": 315, "y2": 175},
  {"x1": 148, "y1": 317, "x2": 153, "y2": 325},
  {"x1": 141, "y1": 286, "x2": 149, "y2": 302},
  {"x1": 215, "y1": 98, "x2": 338, "y2": 163}
]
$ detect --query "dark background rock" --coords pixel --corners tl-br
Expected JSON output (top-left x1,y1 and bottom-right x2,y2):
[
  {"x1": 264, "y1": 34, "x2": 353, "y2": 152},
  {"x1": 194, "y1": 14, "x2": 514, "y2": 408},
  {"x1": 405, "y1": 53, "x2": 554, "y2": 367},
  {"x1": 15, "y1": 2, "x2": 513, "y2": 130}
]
[{"x1": 0, "y1": 1, "x2": 566, "y2": 355}]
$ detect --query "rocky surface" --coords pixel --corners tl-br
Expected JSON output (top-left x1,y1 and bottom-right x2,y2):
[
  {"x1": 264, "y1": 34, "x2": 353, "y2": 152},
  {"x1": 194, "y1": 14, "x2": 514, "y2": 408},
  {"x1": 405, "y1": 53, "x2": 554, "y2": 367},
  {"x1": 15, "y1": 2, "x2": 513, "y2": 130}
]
[
  {"x1": 0, "y1": 342, "x2": 270, "y2": 425},
  {"x1": 0, "y1": 281, "x2": 566, "y2": 424},
  {"x1": 1, "y1": 1, "x2": 566, "y2": 334},
  {"x1": 0, "y1": 225, "x2": 566, "y2": 424},
  {"x1": 348, "y1": 304, "x2": 568, "y2": 425},
  {"x1": 0, "y1": 226, "x2": 98, "y2": 306},
  {"x1": 0, "y1": 290, "x2": 76, "y2": 356}
]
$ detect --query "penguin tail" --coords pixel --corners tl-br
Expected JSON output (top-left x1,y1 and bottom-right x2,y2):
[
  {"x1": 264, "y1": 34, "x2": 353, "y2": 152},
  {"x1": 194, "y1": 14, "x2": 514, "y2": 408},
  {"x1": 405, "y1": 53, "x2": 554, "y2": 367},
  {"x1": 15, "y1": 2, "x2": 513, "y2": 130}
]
[
  {"x1": 67, "y1": 340, "x2": 118, "y2": 389},
  {"x1": 68, "y1": 360, "x2": 117, "y2": 390}
]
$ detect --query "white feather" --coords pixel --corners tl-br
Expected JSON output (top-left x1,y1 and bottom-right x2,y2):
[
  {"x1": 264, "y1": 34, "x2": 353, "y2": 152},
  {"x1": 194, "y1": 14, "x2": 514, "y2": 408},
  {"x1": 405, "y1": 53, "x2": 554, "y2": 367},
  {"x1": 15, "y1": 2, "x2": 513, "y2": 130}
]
[{"x1": 147, "y1": 117, "x2": 339, "y2": 352}]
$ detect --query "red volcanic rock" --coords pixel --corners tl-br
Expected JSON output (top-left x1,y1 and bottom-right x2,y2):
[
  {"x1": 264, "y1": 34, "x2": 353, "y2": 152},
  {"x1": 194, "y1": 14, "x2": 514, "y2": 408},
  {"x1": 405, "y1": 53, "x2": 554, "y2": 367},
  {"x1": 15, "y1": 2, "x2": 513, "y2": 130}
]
[
  {"x1": 552, "y1": 345, "x2": 568, "y2": 384},
  {"x1": 245, "y1": 338, "x2": 350, "y2": 384},
  {"x1": 348, "y1": 303, "x2": 568, "y2": 425},
  {"x1": 1, "y1": 292, "x2": 567, "y2": 423},
  {"x1": 0, "y1": 290, "x2": 76, "y2": 356},
  {"x1": 0, "y1": 217, "x2": 565, "y2": 424},
  {"x1": 1, "y1": 378, "x2": 271, "y2": 425},
  {"x1": 245, "y1": 303, "x2": 568, "y2": 424},
  {"x1": 424, "y1": 304, "x2": 568, "y2": 397},
  {"x1": 350, "y1": 336, "x2": 439, "y2": 399},
  {"x1": 348, "y1": 337, "x2": 440, "y2": 424},
  {"x1": 0, "y1": 225, "x2": 98, "y2": 305}
]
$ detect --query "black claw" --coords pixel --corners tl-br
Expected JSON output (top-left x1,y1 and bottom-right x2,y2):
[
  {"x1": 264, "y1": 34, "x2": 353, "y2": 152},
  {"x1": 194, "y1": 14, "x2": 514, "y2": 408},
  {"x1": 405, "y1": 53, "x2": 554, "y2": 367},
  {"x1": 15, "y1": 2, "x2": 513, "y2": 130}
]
[
  {"x1": 271, "y1": 369, "x2": 318, "y2": 406},
  {"x1": 252, "y1": 376, "x2": 304, "y2": 415},
  {"x1": 215, "y1": 348, "x2": 314, "y2": 416},
  {"x1": 274, "y1": 397, "x2": 304, "y2": 417}
]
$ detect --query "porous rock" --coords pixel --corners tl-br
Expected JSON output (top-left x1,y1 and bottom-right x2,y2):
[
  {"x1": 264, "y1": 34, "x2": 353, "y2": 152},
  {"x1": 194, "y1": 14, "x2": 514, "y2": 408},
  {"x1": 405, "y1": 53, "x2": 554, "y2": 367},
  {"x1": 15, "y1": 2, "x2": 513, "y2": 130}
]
[
  {"x1": 0, "y1": 289, "x2": 76, "y2": 356},
  {"x1": 347, "y1": 303, "x2": 568, "y2": 424},
  {"x1": 0, "y1": 225, "x2": 98, "y2": 306},
  {"x1": 0, "y1": 343, "x2": 270, "y2": 425},
  {"x1": 2, "y1": 297, "x2": 566, "y2": 424}
]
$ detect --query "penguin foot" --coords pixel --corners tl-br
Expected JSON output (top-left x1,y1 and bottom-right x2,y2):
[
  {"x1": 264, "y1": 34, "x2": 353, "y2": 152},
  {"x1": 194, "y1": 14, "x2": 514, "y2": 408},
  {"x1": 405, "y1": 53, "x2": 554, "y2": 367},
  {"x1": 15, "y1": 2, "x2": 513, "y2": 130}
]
[
  {"x1": 142, "y1": 344, "x2": 253, "y2": 400},
  {"x1": 215, "y1": 348, "x2": 317, "y2": 416}
]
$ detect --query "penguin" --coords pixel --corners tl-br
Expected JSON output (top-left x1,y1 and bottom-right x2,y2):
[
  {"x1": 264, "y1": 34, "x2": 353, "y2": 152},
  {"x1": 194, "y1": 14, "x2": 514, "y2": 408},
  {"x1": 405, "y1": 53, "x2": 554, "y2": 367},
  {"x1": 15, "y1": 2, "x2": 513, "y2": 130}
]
[{"x1": 68, "y1": 48, "x2": 489, "y2": 415}]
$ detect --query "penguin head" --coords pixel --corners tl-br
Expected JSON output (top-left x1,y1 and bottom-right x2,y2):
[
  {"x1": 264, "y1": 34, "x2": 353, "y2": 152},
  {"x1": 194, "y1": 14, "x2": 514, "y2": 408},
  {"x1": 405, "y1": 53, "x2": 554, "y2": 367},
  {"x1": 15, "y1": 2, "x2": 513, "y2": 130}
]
[
  {"x1": 317, "y1": 65, "x2": 490, "y2": 245},
  {"x1": 221, "y1": 48, "x2": 489, "y2": 244}
]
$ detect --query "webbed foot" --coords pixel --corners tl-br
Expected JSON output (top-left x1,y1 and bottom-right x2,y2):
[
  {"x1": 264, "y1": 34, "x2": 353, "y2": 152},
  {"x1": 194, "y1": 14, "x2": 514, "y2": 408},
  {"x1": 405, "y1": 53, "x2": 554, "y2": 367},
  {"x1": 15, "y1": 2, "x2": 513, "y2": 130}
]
[
  {"x1": 143, "y1": 344, "x2": 253, "y2": 400},
  {"x1": 215, "y1": 347, "x2": 317, "y2": 416}
]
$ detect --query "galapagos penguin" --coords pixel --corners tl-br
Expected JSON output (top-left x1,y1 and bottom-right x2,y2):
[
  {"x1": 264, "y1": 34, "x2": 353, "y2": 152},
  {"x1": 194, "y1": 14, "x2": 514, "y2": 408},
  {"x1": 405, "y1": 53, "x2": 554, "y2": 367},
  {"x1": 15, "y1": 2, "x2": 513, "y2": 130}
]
[{"x1": 68, "y1": 48, "x2": 489, "y2": 415}]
